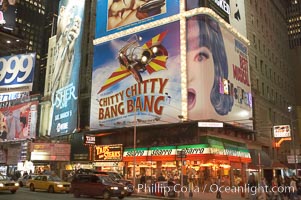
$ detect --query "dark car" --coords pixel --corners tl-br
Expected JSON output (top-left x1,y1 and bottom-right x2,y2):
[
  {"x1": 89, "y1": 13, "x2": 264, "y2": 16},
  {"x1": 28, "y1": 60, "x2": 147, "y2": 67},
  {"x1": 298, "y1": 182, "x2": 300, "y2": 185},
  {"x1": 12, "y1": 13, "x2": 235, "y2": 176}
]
[
  {"x1": 75, "y1": 169, "x2": 133, "y2": 196},
  {"x1": 70, "y1": 174, "x2": 126, "y2": 199},
  {"x1": 98, "y1": 171, "x2": 133, "y2": 196}
]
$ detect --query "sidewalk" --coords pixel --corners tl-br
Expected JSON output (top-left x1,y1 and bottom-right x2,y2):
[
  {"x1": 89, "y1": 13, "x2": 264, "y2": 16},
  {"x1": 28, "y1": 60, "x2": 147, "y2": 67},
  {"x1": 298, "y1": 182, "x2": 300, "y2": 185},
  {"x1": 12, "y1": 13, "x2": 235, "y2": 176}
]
[{"x1": 133, "y1": 190, "x2": 247, "y2": 200}]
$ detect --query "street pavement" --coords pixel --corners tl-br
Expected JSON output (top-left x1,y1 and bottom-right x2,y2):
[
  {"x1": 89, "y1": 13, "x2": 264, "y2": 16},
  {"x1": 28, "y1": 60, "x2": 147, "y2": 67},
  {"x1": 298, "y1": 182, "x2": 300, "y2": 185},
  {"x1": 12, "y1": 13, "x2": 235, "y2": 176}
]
[{"x1": 133, "y1": 190, "x2": 247, "y2": 200}]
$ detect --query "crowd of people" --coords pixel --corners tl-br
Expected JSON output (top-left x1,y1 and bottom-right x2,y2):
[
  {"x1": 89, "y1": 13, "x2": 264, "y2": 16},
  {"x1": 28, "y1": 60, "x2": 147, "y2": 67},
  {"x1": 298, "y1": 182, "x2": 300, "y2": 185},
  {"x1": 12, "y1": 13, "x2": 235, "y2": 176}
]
[{"x1": 248, "y1": 173, "x2": 301, "y2": 200}]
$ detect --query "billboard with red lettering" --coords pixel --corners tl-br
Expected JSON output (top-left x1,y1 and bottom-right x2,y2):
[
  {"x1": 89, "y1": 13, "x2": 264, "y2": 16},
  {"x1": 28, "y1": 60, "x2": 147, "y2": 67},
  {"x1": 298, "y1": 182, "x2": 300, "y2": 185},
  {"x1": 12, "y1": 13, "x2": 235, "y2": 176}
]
[
  {"x1": 91, "y1": 21, "x2": 181, "y2": 130},
  {"x1": 186, "y1": 14, "x2": 252, "y2": 129}
]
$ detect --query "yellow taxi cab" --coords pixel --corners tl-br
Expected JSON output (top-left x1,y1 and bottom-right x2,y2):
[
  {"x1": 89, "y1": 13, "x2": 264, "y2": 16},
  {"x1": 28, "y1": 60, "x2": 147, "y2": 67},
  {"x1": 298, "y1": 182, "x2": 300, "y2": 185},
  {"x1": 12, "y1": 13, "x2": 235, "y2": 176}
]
[
  {"x1": 27, "y1": 174, "x2": 70, "y2": 193},
  {"x1": 0, "y1": 174, "x2": 19, "y2": 194}
]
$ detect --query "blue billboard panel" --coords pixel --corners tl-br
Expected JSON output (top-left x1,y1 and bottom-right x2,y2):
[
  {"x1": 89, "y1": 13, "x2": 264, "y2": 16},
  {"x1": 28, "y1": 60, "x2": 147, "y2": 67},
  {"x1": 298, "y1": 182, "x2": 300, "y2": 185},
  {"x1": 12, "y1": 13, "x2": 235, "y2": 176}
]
[
  {"x1": 48, "y1": 0, "x2": 85, "y2": 136},
  {"x1": 91, "y1": 21, "x2": 182, "y2": 130},
  {"x1": 0, "y1": 53, "x2": 36, "y2": 93},
  {"x1": 95, "y1": 0, "x2": 180, "y2": 38}
]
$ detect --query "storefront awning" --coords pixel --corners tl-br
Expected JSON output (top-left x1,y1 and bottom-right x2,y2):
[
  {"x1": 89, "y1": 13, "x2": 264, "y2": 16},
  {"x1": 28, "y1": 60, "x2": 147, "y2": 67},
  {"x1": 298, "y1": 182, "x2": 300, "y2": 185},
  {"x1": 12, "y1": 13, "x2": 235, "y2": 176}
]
[
  {"x1": 123, "y1": 136, "x2": 251, "y2": 163},
  {"x1": 200, "y1": 136, "x2": 251, "y2": 163}
]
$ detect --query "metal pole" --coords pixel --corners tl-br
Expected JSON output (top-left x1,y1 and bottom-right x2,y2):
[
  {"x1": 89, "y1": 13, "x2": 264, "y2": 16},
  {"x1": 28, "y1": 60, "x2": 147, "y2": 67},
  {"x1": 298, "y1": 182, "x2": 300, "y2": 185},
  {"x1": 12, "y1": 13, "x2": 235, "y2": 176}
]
[
  {"x1": 289, "y1": 107, "x2": 298, "y2": 175},
  {"x1": 133, "y1": 104, "x2": 137, "y2": 192},
  {"x1": 180, "y1": 151, "x2": 184, "y2": 198}
]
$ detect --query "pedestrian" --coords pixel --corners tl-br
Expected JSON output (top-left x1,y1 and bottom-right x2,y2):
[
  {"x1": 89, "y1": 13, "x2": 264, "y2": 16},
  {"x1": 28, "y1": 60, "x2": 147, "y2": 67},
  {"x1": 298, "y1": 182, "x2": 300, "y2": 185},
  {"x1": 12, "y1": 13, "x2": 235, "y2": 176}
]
[
  {"x1": 248, "y1": 173, "x2": 257, "y2": 200},
  {"x1": 216, "y1": 176, "x2": 222, "y2": 199},
  {"x1": 158, "y1": 173, "x2": 165, "y2": 182},
  {"x1": 289, "y1": 176, "x2": 298, "y2": 200}
]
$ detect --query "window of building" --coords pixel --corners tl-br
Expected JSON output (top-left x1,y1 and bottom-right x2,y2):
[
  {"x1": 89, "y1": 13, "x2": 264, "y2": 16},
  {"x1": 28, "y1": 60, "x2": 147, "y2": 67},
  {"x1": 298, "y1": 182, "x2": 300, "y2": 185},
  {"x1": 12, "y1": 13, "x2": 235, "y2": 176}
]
[
  {"x1": 253, "y1": 34, "x2": 257, "y2": 48},
  {"x1": 256, "y1": 79, "x2": 259, "y2": 91},
  {"x1": 260, "y1": 60, "x2": 263, "y2": 73}
]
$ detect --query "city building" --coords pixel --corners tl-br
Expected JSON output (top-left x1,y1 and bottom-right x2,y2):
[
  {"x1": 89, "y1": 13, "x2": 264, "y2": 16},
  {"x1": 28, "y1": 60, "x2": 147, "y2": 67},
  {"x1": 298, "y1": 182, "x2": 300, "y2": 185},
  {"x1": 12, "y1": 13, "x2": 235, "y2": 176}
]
[
  {"x1": 245, "y1": 0, "x2": 300, "y2": 175},
  {"x1": 0, "y1": 0, "x2": 58, "y2": 177},
  {"x1": 0, "y1": 0, "x2": 300, "y2": 186}
]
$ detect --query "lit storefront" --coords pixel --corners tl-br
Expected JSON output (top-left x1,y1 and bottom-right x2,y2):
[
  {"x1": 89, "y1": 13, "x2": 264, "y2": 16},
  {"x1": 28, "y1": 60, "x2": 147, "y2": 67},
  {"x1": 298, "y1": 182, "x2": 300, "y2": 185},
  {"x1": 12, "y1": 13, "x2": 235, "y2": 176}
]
[
  {"x1": 29, "y1": 142, "x2": 71, "y2": 176},
  {"x1": 123, "y1": 136, "x2": 251, "y2": 187}
]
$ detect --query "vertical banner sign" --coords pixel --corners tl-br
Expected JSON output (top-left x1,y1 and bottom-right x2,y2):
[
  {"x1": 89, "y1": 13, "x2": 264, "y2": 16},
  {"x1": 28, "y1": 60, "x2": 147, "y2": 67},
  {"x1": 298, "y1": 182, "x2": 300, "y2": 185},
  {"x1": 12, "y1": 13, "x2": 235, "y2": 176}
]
[
  {"x1": 186, "y1": 14, "x2": 252, "y2": 129},
  {"x1": 0, "y1": 53, "x2": 36, "y2": 92},
  {"x1": 95, "y1": 0, "x2": 180, "y2": 38},
  {"x1": 91, "y1": 21, "x2": 181, "y2": 130},
  {"x1": 48, "y1": 0, "x2": 85, "y2": 136}
]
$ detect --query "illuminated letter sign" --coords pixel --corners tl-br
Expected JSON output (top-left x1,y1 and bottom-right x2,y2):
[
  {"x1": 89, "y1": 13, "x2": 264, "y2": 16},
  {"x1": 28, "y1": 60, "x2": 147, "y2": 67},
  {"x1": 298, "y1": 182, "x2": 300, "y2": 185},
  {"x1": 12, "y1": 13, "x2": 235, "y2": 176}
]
[
  {"x1": 273, "y1": 125, "x2": 291, "y2": 138},
  {"x1": 94, "y1": 144, "x2": 122, "y2": 161}
]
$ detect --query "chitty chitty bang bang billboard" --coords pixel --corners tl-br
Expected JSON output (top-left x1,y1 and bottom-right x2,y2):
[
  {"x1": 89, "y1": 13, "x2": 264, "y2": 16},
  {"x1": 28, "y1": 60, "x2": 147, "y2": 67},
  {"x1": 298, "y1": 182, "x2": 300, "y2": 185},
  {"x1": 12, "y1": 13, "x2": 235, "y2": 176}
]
[{"x1": 91, "y1": 21, "x2": 181, "y2": 130}]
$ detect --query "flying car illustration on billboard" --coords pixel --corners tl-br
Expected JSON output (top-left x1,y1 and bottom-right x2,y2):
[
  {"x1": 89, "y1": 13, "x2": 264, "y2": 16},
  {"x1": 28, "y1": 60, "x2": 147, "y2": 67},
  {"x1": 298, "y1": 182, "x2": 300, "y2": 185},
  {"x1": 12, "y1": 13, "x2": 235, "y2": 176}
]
[{"x1": 98, "y1": 30, "x2": 169, "y2": 94}]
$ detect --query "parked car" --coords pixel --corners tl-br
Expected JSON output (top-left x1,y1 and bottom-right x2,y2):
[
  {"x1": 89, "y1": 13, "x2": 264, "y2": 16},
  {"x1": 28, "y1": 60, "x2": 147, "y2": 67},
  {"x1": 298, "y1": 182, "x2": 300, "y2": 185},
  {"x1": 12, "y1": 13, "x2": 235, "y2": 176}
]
[
  {"x1": 98, "y1": 171, "x2": 133, "y2": 196},
  {"x1": 75, "y1": 168, "x2": 133, "y2": 196},
  {"x1": 17, "y1": 174, "x2": 37, "y2": 187},
  {"x1": 27, "y1": 174, "x2": 70, "y2": 193},
  {"x1": 0, "y1": 173, "x2": 19, "y2": 194},
  {"x1": 70, "y1": 173, "x2": 126, "y2": 199}
]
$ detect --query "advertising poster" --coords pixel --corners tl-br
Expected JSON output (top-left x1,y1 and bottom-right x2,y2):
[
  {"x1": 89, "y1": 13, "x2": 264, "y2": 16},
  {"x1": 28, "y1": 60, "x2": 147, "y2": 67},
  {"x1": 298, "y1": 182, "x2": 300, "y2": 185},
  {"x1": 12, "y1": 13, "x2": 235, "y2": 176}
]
[
  {"x1": 91, "y1": 21, "x2": 181, "y2": 130},
  {"x1": 0, "y1": 0, "x2": 17, "y2": 30},
  {"x1": 186, "y1": 0, "x2": 247, "y2": 37},
  {"x1": 0, "y1": 97, "x2": 38, "y2": 141},
  {"x1": 48, "y1": 0, "x2": 85, "y2": 136},
  {"x1": 0, "y1": 53, "x2": 36, "y2": 93},
  {"x1": 95, "y1": 0, "x2": 180, "y2": 38},
  {"x1": 186, "y1": 14, "x2": 252, "y2": 129}
]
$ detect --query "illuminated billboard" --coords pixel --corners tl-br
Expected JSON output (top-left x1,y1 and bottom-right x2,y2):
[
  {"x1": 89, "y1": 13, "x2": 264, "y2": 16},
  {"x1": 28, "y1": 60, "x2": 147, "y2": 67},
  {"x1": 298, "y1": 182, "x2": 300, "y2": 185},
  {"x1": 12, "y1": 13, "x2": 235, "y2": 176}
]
[
  {"x1": 0, "y1": 0, "x2": 17, "y2": 30},
  {"x1": 0, "y1": 53, "x2": 36, "y2": 93},
  {"x1": 95, "y1": 0, "x2": 179, "y2": 38},
  {"x1": 273, "y1": 125, "x2": 291, "y2": 138},
  {"x1": 48, "y1": 0, "x2": 85, "y2": 136},
  {"x1": 30, "y1": 143, "x2": 71, "y2": 161},
  {"x1": 186, "y1": 0, "x2": 247, "y2": 37},
  {"x1": 186, "y1": 14, "x2": 252, "y2": 129},
  {"x1": 0, "y1": 95, "x2": 39, "y2": 142},
  {"x1": 94, "y1": 144, "x2": 123, "y2": 162},
  {"x1": 91, "y1": 21, "x2": 181, "y2": 130}
]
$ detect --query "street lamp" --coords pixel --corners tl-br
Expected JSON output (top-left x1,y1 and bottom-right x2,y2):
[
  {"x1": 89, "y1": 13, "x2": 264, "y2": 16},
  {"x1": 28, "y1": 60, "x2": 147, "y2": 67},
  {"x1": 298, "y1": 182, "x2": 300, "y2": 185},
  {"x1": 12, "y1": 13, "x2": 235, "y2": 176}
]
[
  {"x1": 288, "y1": 105, "x2": 298, "y2": 175},
  {"x1": 133, "y1": 103, "x2": 137, "y2": 192}
]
